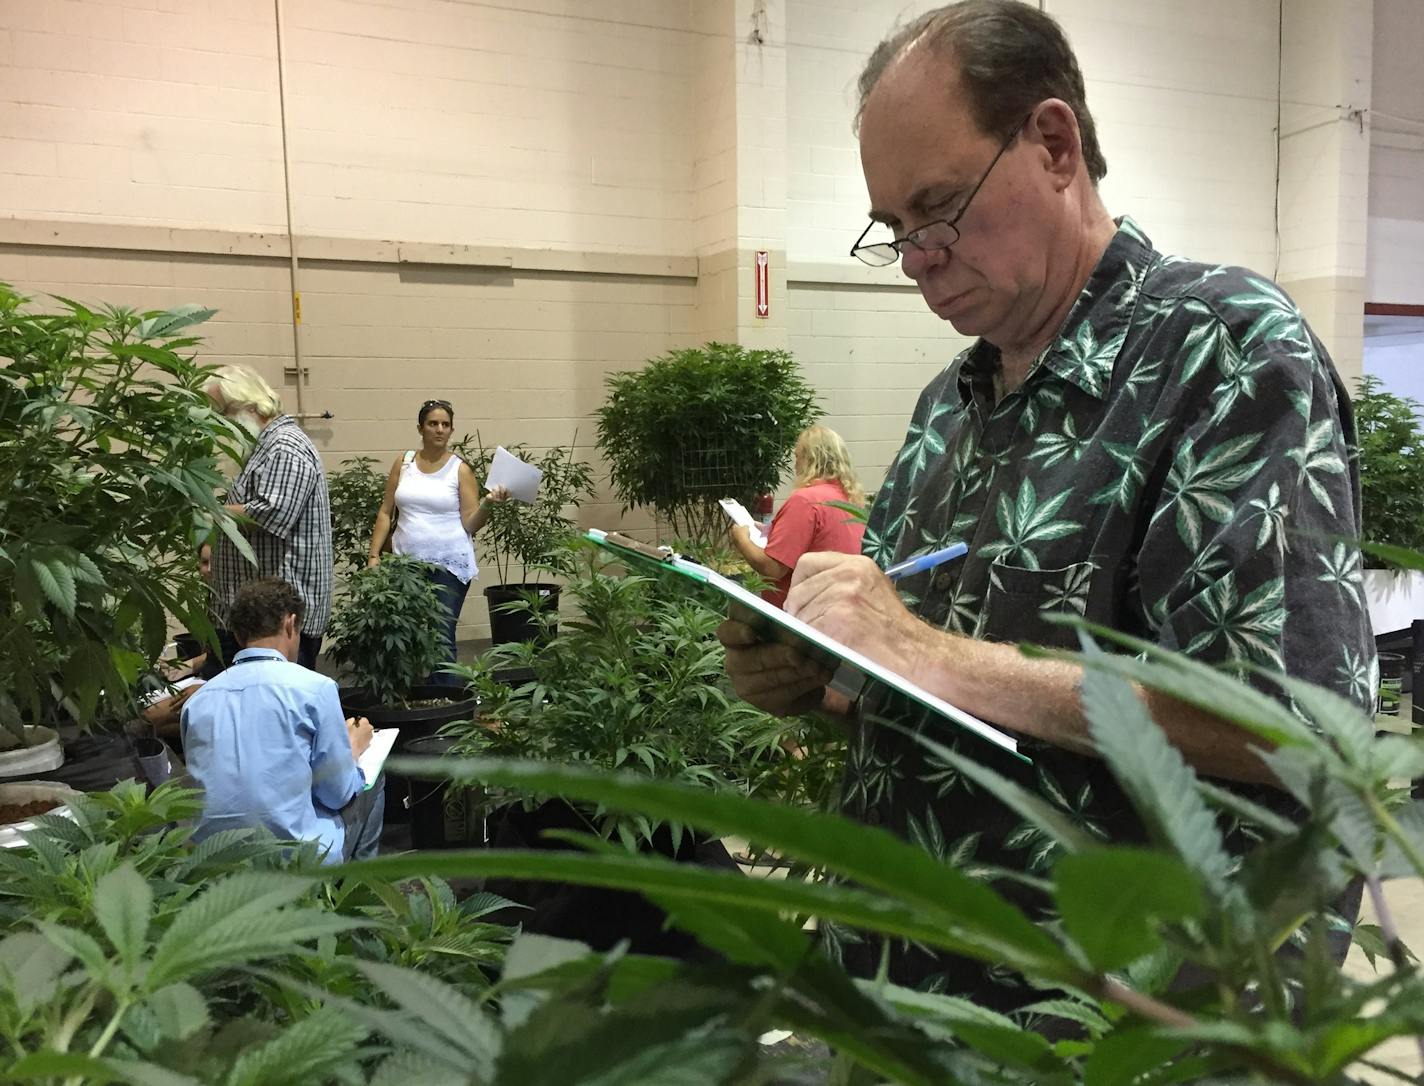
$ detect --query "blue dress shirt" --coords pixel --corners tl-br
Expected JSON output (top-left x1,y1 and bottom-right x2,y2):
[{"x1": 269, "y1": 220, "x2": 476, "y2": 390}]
[{"x1": 181, "y1": 647, "x2": 364, "y2": 863}]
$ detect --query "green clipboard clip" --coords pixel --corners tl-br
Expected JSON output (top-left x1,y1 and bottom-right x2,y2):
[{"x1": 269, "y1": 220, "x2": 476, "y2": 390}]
[{"x1": 583, "y1": 529, "x2": 1028, "y2": 763}]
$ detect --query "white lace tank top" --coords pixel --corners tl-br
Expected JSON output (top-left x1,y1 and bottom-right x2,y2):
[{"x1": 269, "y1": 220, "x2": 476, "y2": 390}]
[{"x1": 391, "y1": 454, "x2": 478, "y2": 584}]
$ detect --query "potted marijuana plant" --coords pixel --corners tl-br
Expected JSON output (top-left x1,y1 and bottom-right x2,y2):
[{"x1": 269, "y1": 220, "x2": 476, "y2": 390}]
[
  {"x1": 441, "y1": 543, "x2": 798, "y2": 951},
  {"x1": 0, "y1": 286, "x2": 250, "y2": 771},
  {"x1": 327, "y1": 555, "x2": 478, "y2": 822},
  {"x1": 451, "y1": 433, "x2": 597, "y2": 645},
  {"x1": 327, "y1": 454, "x2": 388, "y2": 581},
  {"x1": 596, "y1": 341, "x2": 819, "y2": 552}
]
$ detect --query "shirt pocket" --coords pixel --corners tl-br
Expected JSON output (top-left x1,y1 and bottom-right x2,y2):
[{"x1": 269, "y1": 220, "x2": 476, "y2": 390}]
[{"x1": 977, "y1": 557, "x2": 1096, "y2": 649}]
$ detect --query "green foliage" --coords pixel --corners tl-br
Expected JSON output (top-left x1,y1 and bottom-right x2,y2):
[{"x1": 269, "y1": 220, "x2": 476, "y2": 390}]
[
  {"x1": 327, "y1": 455, "x2": 387, "y2": 580},
  {"x1": 328, "y1": 555, "x2": 449, "y2": 706},
  {"x1": 451, "y1": 433, "x2": 597, "y2": 584},
  {"x1": 0, "y1": 285, "x2": 251, "y2": 735},
  {"x1": 383, "y1": 620, "x2": 1424, "y2": 1084},
  {"x1": 596, "y1": 342, "x2": 819, "y2": 549},
  {"x1": 1354, "y1": 374, "x2": 1424, "y2": 564},
  {"x1": 445, "y1": 545, "x2": 823, "y2": 847},
  {"x1": 0, "y1": 780, "x2": 513, "y2": 1085}
]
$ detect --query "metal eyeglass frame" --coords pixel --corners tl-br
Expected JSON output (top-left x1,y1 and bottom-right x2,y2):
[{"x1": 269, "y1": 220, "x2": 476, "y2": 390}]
[{"x1": 849, "y1": 114, "x2": 1031, "y2": 268}]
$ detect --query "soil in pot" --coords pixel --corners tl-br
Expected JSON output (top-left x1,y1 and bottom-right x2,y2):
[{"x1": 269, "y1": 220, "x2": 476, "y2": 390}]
[
  {"x1": 0, "y1": 798, "x2": 62, "y2": 824},
  {"x1": 339, "y1": 684, "x2": 478, "y2": 823},
  {"x1": 484, "y1": 583, "x2": 560, "y2": 646}
]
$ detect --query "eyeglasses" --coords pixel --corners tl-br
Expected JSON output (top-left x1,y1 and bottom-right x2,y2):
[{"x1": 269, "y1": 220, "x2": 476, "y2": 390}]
[
  {"x1": 421, "y1": 399, "x2": 453, "y2": 413},
  {"x1": 849, "y1": 114, "x2": 1031, "y2": 268}
]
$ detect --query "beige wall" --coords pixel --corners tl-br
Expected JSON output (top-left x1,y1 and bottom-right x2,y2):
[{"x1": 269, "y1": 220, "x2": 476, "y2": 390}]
[
  {"x1": 0, "y1": 0, "x2": 1396, "y2": 636},
  {"x1": 1368, "y1": 0, "x2": 1424, "y2": 306}
]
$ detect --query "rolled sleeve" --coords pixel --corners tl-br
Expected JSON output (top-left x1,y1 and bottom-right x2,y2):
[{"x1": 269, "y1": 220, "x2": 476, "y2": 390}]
[{"x1": 243, "y1": 441, "x2": 321, "y2": 542}]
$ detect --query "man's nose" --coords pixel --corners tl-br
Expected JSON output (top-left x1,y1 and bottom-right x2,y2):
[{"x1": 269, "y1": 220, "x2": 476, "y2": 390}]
[{"x1": 899, "y1": 243, "x2": 946, "y2": 281}]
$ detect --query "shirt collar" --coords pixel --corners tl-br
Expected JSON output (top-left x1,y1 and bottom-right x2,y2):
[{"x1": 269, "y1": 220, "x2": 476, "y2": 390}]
[
  {"x1": 957, "y1": 216, "x2": 1154, "y2": 404},
  {"x1": 233, "y1": 646, "x2": 287, "y2": 663},
  {"x1": 254, "y1": 415, "x2": 295, "y2": 448}
]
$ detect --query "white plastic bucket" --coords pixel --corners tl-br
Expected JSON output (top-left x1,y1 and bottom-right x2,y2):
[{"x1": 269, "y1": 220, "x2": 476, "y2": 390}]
[{"x1": 0, "y1": 726, "x2": 64, "y2": 779}]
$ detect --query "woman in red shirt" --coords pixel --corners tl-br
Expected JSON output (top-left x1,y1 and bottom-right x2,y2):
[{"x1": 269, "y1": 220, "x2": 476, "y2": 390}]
[{"x1": 729, "y1": 425, "x2": 867, "y2": 608}]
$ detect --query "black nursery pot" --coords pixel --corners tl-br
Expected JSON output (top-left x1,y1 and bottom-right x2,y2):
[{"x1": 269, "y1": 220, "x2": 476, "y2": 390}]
[
  {"x1": 403, "y1": 734, "x2": 484, "y2": 850},
  {"x1": 484, "y1": 799, "x2": 738, "y2": 961},
  {"x1": 339, "y1": 684, "x2": 478, "y2": 823},
  {"x1": 483, "y1": 583, "x2": 560, "y2": 645}
]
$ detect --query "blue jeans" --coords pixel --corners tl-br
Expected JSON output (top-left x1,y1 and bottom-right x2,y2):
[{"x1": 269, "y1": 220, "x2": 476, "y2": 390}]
[
  {"x1": 340, "y1": 772, "x2": 386, "y2": 861},
  {"x1": 428, "y1": 566, "x2": 470, "y2": 686}
]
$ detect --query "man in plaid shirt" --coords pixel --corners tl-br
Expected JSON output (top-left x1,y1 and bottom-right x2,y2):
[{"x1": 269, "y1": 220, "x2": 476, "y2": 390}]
[{"x1": 203, "y1": 365, "x2": 333, "y2": 673}]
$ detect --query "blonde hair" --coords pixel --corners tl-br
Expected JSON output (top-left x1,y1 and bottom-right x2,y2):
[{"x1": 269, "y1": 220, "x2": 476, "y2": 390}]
[
  {"x1": 794, "y1": 424, "x2": 864, "y2": 505},
  {"x1": 209, "y1": 364, "x2": 281, "y2": 419}
]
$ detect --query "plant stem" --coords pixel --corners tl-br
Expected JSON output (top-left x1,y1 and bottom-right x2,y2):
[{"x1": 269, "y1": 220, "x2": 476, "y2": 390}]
[
  {"x1": 1095, "y1": 976, "x2": 1197, "y2": 1028},
  {"x1": 1363, "y1": 870, "x2": 1424, "y2": 1068},
  {"x1": 1094, "y1": 975, "x2": 1316, "y2": 1086},
  {"x1": 59, "y1": 996, "x2": 127, "y2": 1086},
  {"x1": 51, "y1": 988, "x2": 97, "y2": 1053},
  {"x1": 86, "y1": 999, "x2": 128, "y2": 1058}
]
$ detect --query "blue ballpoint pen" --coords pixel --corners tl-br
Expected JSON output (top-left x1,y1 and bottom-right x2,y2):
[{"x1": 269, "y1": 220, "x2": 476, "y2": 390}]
[{"x1": 884, "y1": 541, "x2": 969, "y2": 582}]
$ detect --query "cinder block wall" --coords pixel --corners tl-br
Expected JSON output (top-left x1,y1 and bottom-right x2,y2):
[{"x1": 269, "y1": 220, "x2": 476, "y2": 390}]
[{"x1": 0, "y1": 0, "x2": 1390, "y2": 639}]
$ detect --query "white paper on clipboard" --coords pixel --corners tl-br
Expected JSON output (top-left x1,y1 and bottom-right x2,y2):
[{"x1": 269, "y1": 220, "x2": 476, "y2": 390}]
[{"x1": 584, "y1": 529, "x2": 1022, "y2": 761}]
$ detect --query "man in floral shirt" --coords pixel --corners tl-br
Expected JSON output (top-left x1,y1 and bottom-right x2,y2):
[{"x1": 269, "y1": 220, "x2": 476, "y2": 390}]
[{"x1": 719, "y1": 0, "x2": 1374, "y2": 1003}]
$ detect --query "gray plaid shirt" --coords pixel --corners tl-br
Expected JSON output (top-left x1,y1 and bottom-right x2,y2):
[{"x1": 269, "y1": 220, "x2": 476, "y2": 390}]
[{"x1": 212, "y1": 415, "x2": 333, "y2": 636}]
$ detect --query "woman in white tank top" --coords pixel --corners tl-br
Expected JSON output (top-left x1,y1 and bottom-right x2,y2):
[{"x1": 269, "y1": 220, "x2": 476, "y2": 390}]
[{"x1": 366, "y1": 399, "x2": 508, "y2": 684}]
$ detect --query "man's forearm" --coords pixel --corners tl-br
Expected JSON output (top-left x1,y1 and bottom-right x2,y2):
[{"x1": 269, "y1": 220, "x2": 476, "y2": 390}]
[{"x1": 908, "y1": 627, "x2": 1278, "y2": 786}]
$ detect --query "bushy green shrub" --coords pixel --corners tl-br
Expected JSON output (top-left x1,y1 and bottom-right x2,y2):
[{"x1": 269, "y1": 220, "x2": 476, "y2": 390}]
[
  {"x1": 327, "y1": 555, "x2": 448, "y2": 705},
  {"x1": 596, "y1": 342, "x2": 819, "y2": 550},
  {"x1": 1355, "y1": 374, "x2": 1424, "y2": 564}
]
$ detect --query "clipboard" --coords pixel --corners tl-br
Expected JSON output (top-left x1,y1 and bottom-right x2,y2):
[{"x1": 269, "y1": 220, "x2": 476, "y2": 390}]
[
  {"x1": 358, "y1": 728, "x2": 399, "y2": 789},
  {"x1": 585, "y1": 530, "x2": 1026, "y2": 762}
]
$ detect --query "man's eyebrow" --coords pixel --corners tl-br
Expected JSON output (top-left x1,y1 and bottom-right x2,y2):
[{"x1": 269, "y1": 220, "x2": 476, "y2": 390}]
[{"x1": 867, "y1": 183, "x2": 966, "y2": 227}]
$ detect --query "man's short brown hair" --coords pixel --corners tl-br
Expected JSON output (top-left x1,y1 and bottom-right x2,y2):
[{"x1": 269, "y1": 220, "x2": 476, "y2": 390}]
[
  {"x1": 230, "y1": 578, "x2": 305, "y2": 645},
  {"x1": 856, "y1": 0, "x2": 1108, "y2": 184}
]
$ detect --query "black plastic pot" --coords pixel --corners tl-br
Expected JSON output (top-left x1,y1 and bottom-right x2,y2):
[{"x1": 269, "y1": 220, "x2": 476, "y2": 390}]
[
  {"x1": 404, "y1": 734, "x2": 484, "y2": 850},
  {"x1": 339, "y1": 684, "x2": 478, "y2": 823},
  {"x1": 483, "y1": 582, "x2": 560, "y2": 646},
  {"x1": 484, "y1": 799, "x2": 737, "y2": 960}
]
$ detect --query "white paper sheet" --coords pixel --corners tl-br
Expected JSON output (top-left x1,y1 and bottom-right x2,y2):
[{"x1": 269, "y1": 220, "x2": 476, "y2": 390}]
[
  {"x1": 358, "y1": 728, "x2": 399, "y2": 789},
  {"x1": 485, "y1": 446, "x2": 543, "y2": 504},
  {"x1": 718, "y1": 498, "x2": 768, "y2": 548},
  {"x1": 137, "y1": 675, "x2": 203, "y2": 709},
  {"x1": 584, "y1": 529, "x2": 1020, "y2": 760}
]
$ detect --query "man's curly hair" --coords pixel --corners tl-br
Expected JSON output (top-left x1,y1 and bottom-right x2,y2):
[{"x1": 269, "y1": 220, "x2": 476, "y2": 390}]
[{"x1": 230, "y1": 578, "x2": 305, "y2": 645}]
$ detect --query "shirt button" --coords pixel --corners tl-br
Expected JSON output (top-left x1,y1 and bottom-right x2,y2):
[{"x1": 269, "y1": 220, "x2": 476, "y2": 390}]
[
  {"x1": 863, "y1": 808, "x2": 882, "y2": 827},
  {"x1": 934, "y1": 568, "x2": 957, "y2": 590}
]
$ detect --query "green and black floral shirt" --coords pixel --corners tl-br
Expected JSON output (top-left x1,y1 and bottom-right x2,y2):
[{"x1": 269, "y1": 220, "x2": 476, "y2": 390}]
[{"x1": 840, "y1": 218, "x2": 1375, "y2": 1000}]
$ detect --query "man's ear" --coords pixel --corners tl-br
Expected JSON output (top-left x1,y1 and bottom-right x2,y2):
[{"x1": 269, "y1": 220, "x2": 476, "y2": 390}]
[
  {"x1": 284, "y1": 612, "x2": 300, "y2": 638},
  {"x1": 1028, "y1": 98, "x2": 1083, "y2": 192}
]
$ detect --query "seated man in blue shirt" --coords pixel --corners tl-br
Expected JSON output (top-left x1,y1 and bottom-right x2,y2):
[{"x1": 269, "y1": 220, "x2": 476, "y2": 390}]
[{"x1": 181, "y1": 577, "x2": 384, "y2": 863}]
